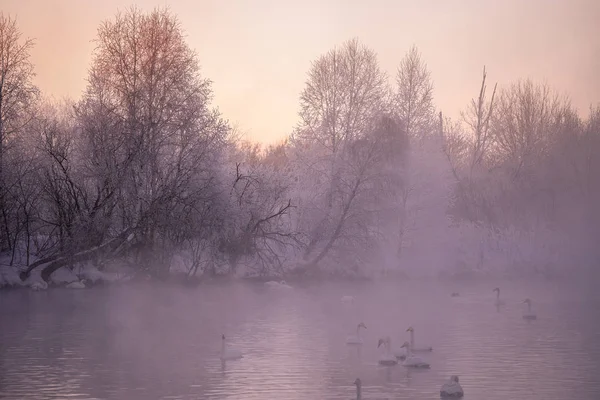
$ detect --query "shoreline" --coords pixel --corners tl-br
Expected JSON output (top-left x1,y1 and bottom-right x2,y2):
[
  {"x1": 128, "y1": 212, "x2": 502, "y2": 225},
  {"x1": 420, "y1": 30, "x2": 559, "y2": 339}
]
[{"x1": 1, "y1": 264, "x2": 595, "y2": 291}]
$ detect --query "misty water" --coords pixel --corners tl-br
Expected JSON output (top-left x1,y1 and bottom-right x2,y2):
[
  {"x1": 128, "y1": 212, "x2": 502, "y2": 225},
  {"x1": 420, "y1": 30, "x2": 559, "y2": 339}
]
[{"x1": 1, "y1": 280, "x2": 600, "y2": 399}]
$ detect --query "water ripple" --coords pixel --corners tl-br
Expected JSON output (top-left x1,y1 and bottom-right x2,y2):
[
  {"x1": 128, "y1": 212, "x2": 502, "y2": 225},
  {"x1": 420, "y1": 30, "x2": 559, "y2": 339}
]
[{"x1": 1, "y1": 281, "x2": 599, "y2": 399}]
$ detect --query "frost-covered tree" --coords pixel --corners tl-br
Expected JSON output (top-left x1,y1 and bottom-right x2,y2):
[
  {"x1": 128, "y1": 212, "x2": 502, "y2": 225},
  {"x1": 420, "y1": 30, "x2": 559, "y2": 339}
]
[
  {"x1": 290, "y1": 39, "x2": 406, "y2": 274},
  {"x1": 215, "y1": 147, "x2": 299, "y2": 276},
  {"x1": 441, "y1": 68, "x2": 600, "y2": 278},
  {"x1": 394, "y1": 45, "x2": 435, "y2": 139},
  {"x1": 74, "y1": 7, "x2": 230, "y2": 276},
  {"x1": 461, "y1": 66, "x2": 497, "y2": 174},
  {"x1": 17, "y1": 7, "x2": 231, "y2": 282},
  {"x1": 442, "y1": 67, "x2": 498, "y2": 225},
  {"x1": 0, "y1": 13, "x2": 39, "y2": 252},
  {"x1": 292, "y1": 117, "x2": 407, "y2": 275},
  {"x1": 294, "y1": 37, "x2": 389, "y2": 153},
  {"x1": 390, "y1": 46, "x2": 451, "y2": 275},
  {"x1": 490, "y1": 80, "x2": 568, "y2": 178}
]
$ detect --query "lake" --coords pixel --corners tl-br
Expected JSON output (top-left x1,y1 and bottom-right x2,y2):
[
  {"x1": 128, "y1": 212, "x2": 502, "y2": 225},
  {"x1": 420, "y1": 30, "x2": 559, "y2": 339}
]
[{"x1": 1, "y1": 279, "x2": 599, "y2": 399}]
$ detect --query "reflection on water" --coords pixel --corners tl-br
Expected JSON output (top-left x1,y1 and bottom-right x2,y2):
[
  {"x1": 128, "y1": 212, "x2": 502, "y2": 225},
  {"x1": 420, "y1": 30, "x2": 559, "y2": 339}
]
[{"x1": 1, "y1": 280, "x2": 599, "y2": 399}]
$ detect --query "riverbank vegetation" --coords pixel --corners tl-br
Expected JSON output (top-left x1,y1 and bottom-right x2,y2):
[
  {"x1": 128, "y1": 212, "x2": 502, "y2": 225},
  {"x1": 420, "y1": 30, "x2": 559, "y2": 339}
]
[{"x1": 1, "y1": 8, "x2": 598, "y2": 289}]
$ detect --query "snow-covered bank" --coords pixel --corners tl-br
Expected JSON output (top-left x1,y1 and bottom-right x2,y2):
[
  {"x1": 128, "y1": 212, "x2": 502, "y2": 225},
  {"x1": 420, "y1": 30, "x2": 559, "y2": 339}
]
[
  {"x1": 2, "y1": 221, "x2": 596, "y2": 291},
  {"x1": 0, "y1": 265, "x2": 23, "y2": 288},
  {"x1": 2, "y1": 260, "x2": 595, "y2": 291},
  {"x1": 0, "y1": 260, "x2": 128, "y2": 290}
]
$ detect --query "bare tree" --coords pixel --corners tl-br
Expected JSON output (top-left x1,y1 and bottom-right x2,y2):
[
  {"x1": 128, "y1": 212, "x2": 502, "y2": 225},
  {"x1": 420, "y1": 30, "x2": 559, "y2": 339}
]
[
  {"x1": 295, "y1": 115, "x2": 407, "y2": 274},
  {"x1": 441, "y1": 67, "x2": 498, "y2": 225},
  {"x1": 461, "y1": 66, "x2": 497, "y2": 174},
  {"x1": 490, "y1": 80, "x2": 566, "y2": 179},
  {"x1": 442, "y1": 67, "x2": 497, "y2": 180},
  {"x1": 290, "y1": 39, "x2": 396, "y2": 274},
  {"x1": 20, "y1": 7, "x2": 230, "y2": 282},
  {"x1": 77, "y1": 6, "x2": 229, "y2": 277},
  {"x1": 388, "y1": 46, "x2": 440, "y2": 269},
  {"x1": 439, "y1": 71, "x2": 600, "y2": 277},
  {"x1": 293, "y1": 38, "x2": 388, "y2": 153},
  {"x1": 394, "y1": 45, "x2": 435, "y2": 139},
  {"x1": 581, "y1": 107, "x2": 600, "y2": 200},
  {"x1": 0, "y1": 13, "x2": 38, "y2": 251},
  {"x1": 34, "y1": 101, "x2": 82, "y2": 251},
  {"x1": 214, "y1": 145, "x2": 300, "y2": 276},
  {"x1": 17, "y1": 99, "x2": 129, "y2": 281},
  {"x1": 1, "y1": 135, "x2": 42, "y2": 265}
]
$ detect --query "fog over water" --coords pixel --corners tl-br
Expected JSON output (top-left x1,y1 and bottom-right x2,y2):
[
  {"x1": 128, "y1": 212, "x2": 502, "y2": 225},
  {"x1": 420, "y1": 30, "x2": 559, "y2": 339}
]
[
  {"x1": 1, "y1": 3, "x2": 599, "y2": 399},
  {"x1": 1, "y1": 280, "x2": 600, "y2": 399}
]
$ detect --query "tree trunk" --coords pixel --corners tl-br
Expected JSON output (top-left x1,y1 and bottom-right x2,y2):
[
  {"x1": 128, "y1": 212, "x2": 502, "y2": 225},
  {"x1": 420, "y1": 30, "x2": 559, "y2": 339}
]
[
  {"x1": 306, "y1": 177, "x2": 361, "y2": 267},
  {"x1": 20, "y1": 228, "x2": 134, "y2": 282}
]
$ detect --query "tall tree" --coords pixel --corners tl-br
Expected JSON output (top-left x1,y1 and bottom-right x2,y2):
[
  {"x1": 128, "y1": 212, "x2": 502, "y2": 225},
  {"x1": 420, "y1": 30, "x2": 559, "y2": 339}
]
[
  {"x1": 394, "y1": 45, "x2": 435, "y2": 139},
  {"x1": 293, "y1": 37, "x2": 388, "y2": 153},
  {"x1": 391, "y1": 45, "x2": 440, "y2": 270},
  {"x1": 461, "y1": 66, "x2": 497, "y2": 174},
  {"x1": 442, "y1": 67, "x2": 498, "y2": 224},
  {"x1": 291, "y1": 39, "x2": 402, "y2": 272},
  {"x1": 0, "y1": 13, "x2": 38, "y2": 251},
  {"x1": 73, "y1": 6, "x2": 230, "y2": 276},
  {"x1": 490, "y1": 79, "x2": 567, "y2": 179}
]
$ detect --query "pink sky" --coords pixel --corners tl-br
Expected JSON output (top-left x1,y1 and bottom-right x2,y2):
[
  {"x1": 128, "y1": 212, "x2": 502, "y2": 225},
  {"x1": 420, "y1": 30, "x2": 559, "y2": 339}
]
[{"x1": 3, "y1": 0, "x2": 599, "y2": 144}]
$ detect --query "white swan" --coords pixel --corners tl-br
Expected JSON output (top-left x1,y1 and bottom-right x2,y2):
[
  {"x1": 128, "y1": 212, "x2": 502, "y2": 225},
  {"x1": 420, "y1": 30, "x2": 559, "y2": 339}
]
[
  {"x1": 354, "y1": 378, "x2": 362, "y2": 400},
  {"x1": 522, "y1": 298, "x2": 537, "y2": 320},
  {"x1": 264, "y1": 280, "x2": 292, "y2": 289},
  {"x1": 440, "y1": 375, "x2": 464, "y2": 398},
  {"x1": 493, "y1": 287, "x2": 505, "y2": 306},
  {"x1": 393, "y1": 345, "x2": 407, "y2": 360},
  {"x1": 341, "y1": 295, "x2": 354, "y2": 304},
  {"x1": 346, "y1": 322, "x2": 367, "y2": 345},
  {"x1": 220, "y1": 334, "x2": 243, "y2": 361},
  {"x1": 392, "y1": 330, "x2": 408, "y2": 360},
  {"x1": 377, "y1": 336, "x2": 398, "y2": 366},
  {"x1": 400, "y1": 341, "x2": 430, "y2": 368},
  {"x1": 406, "y1": 326, "x2": 433, "y2": 352}
]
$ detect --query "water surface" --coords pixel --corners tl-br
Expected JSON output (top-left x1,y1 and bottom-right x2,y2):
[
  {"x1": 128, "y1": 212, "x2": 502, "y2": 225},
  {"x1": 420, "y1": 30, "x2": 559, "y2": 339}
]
[{"x1": 1, "y1": 279, "x2": 599, "y2": 399}]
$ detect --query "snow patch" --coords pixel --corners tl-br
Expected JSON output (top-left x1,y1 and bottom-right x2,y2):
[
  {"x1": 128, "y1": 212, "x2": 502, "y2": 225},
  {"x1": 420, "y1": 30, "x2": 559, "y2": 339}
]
[
  {"x1": 79, "y1": 264, "x2": 121, "y2": 283},
  {"x1": 30, "y1": 281, "x2": 48, "y2": 291},
  {"x1": 0, "y1": 265, "x2": 24, "y2": 287},
  {"x1": 50, "y1": 267, "x2": 79, "y2": 285},
  {"x1": 16, "y1": 267, "x2": 49, "y2": 290},
  {"x1": 66, "y1": 281, "x2": 86, "y2": 289}
]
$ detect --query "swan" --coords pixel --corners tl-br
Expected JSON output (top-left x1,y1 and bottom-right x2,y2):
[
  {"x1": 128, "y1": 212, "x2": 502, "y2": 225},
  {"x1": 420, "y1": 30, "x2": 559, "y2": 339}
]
[
  {"x1": 493, "y1": 287, "x2": 505, "y2": 306},
  {"x1": 392, "y1": 330, "x2": 408, "y2": 360},
  {"x1": 341, "y1": 295, "x2": 354, "y2": 304},
  {"x1": 354, "y1": 378, "x2": 362, "y2": 400},
  {"x1": 393, "y1": 345, "x2": 408, "y2": 360},
  {"x1": 220, "y1": 334, "x2": 243, "y2": 361},
  {"x1": 522, "y1": 298, "x2": 537, "y2": 320},
  {"x1": 406, "y1": 326, "x2": 433, "y2": 352},
  {"x1": 440, "y1": 375, "x2": 464, "y2": 398},
  {"x1": 400, "y1": 341, "x2": 430, "y2": 368},
  {"x1": 264, "y1": 280, "x2": 292, "y2": 289},
  {"x1": 346, "y1": 322, "x2": 367, "y2": 345},
  {"x1": 377, "y1": 336, "x2": 398, "y2": 366}
]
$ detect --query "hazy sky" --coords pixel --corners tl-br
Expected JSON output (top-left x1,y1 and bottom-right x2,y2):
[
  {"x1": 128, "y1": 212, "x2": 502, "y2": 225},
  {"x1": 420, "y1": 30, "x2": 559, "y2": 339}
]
[{"x1": 3, "y1": 0, "x2": 599, "y2": 144}]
